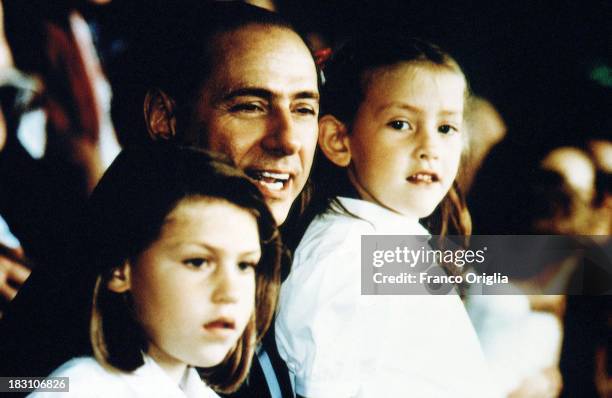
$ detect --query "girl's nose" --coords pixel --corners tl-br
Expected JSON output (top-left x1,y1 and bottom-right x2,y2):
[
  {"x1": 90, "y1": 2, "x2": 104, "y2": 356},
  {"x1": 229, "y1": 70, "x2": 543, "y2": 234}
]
[
  {"x1": 417, "y1": 147, "x2": 439, "y2": 160},
  {"x1": 211, "y1": 264, "x2": 240, "y2": 304},
  {"x1": 415, "y1": 129, "x2": 440, "y2": 161}
]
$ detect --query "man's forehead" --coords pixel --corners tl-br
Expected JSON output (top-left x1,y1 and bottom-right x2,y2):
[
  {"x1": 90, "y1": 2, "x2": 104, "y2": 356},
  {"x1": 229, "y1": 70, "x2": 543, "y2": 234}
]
[
  {"x1": 211, "y1": 25, "x2": 314, "y2": 65},
  {"x1": 205, "y1": 25, "x2": 319, "y2": 99},
  {"x1": 211, "y1": 23, "x2": 304, "y2": 52}
]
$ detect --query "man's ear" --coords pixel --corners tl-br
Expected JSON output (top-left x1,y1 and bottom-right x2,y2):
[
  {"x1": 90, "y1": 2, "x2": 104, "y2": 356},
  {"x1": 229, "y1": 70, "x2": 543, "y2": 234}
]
[
  {"x1": 107, "y1": 262, "x2": 131, "y2": 293},
  {"x1": 143, "y1": 88, "x2": 177, "y2": 141},
  {"x1": 319, "y1": 115, "x2": 351, "y2": 167}
]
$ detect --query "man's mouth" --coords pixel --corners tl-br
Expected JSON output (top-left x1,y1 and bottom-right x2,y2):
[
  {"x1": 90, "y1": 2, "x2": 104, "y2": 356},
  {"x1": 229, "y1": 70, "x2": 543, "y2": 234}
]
[
  {"x1": 406, "y1": 172, "x2": 440, "y2": 184},
  {"x1": 246, "y1": 170, "x2": 291, "y2": 192}
]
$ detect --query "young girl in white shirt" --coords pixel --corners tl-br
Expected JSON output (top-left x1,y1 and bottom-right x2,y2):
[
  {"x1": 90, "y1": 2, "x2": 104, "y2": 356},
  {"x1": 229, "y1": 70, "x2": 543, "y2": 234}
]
[
  {"x1": 29, "y1": 145, "x2": 281, "y2": 397},
  {"x1": 276, "y1": 34, "x2": 498, "y2": 397}
]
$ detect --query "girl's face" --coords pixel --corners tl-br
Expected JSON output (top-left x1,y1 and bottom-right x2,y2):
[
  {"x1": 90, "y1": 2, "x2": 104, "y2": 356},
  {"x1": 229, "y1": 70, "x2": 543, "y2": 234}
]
[
  {"x1": 346, "y1": 64, "x2": 465, "y2": 219},
  {"x1": 123, "y1": 198, "x2": 260, "y2": 373}
]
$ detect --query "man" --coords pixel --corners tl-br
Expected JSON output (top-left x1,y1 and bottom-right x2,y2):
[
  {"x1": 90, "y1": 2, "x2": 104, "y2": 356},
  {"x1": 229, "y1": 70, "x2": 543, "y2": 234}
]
[{"x1": 0, "y1": 3, "x2": 318, "y2": 397}]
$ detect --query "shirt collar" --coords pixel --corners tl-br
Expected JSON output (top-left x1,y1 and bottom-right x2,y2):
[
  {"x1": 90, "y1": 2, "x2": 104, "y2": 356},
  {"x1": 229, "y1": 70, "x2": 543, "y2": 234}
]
[
  {"x1": 136, "y1": 353, "x2": 219, "y2": 398},
  {"x1": 334, "y1": 197, "x2": 430, "y2": 236}
]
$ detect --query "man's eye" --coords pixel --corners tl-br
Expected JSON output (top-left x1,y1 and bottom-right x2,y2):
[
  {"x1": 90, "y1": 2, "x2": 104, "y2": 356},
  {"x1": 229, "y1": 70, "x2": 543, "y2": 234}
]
[
  {"x1": 387, "y1": 120, "x2": 411, "y2": 131},
  {"x1": 238, "y1": 261, "x2": 257, "y2": 272},
  {"x1": 438, "y1": 124, "x2": 459, "y2": 134},
  {"x1": 183, "y1": 258, "x2": 210, "y2": 269},
  {"x1": 294, "y1": 105, "x2": 317, "y2": 116},
  {"x1": 229, "y1": 103, "x2": 265, "y2": 113}
]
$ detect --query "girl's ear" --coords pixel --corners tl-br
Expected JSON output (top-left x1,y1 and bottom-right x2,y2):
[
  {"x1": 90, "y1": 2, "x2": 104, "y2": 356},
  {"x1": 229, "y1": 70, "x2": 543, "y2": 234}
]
[
  {"x1": 319, "y1": 115, "x2": 351, "y2": 167},
  {"x1": 107, "y1": 262, "x2": 132, "y2": 293},
  {"x1": 143, "y1": 88, "x2": 177, "y2": 141}
]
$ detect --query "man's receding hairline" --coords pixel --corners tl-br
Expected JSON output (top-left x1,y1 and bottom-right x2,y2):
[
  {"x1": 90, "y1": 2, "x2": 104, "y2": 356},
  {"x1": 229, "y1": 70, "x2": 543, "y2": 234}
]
[
  {"x1": 209, "y1": 23, "x2": 308, "y2": 53},
  {"x1": 203, "y1": 23, "x2": 315, "y2": 85}
]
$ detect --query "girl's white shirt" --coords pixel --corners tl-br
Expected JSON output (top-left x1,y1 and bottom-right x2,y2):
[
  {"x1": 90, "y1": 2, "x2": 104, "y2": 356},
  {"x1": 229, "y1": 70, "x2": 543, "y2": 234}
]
[
  {"x1": 27, "y1": 354, "x2": 220, "y2": 398},
  {"x1": 276, "y1": 197, "x2": 500, "y2": 398}
]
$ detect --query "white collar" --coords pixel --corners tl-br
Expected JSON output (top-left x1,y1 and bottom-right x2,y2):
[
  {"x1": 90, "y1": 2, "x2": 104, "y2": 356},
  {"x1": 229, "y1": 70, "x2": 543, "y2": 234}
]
[
  {"x1": 333, "y1": 197, "x2": 430, "y2": 236},
  {"x1": 130, "y1": 354, "x2": 219, "y2": 398}
]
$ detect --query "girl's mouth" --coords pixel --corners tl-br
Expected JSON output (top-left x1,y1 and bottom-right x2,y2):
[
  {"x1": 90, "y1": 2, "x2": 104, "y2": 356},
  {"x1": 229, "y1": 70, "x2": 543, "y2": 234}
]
[
  {"x1": 203, "y1": 317, "x2": 236, "y2": 337},
  {"x1": 407, "y1": 172, "x2": 439, "y2": 184}
]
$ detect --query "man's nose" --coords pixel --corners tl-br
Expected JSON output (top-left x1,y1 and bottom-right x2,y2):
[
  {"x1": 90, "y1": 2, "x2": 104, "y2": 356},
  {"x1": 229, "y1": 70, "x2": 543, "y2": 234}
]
[
  {"x1": 261, "y1": 108, "x2": 301, "y2": 156},
  {"x1": 211, "y1": 264, "x2": 240, "y2": 304}
]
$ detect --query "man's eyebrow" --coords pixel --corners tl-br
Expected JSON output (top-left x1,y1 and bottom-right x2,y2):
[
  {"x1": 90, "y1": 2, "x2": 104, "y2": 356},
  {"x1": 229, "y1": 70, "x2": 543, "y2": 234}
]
[
  {"x1": 221, "y1": 88, "x2": 273, "y2": 102},
  {"x1": 294, "y1": 91, "x2": 320, "y2": 101},
  {"x1": 220, "y1": 88, "x2": 320, "y2": 102}
]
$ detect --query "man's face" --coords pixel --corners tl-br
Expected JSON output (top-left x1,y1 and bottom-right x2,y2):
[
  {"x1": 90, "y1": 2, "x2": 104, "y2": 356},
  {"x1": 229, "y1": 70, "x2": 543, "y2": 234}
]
[{"x1": 189, "y1": 25, "x2": 319, "y2": 225}]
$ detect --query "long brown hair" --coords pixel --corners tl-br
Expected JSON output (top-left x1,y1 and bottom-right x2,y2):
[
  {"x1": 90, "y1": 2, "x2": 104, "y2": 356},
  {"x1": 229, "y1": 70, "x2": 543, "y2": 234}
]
[{"x1": 87, "y1": 144, "x2": 281, "y2": 393}]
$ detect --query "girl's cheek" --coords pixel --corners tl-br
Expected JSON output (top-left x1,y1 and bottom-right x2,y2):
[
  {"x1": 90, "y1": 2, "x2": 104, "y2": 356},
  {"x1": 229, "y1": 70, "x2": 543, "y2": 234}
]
[{"x1": 446, "y1": 145, "x2": 463, "y2": 182}]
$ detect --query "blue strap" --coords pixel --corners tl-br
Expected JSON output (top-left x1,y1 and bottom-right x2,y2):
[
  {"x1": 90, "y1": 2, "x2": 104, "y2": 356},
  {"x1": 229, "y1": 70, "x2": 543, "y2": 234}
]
[{"x1": 256, "y1": 346, "x2": 283, "y2": 398}]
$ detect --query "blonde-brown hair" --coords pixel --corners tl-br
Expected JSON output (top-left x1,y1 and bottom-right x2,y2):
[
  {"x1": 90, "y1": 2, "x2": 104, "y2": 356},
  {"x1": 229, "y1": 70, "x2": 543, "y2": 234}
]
[{"x1": 311, "y1": 34, "x2": 472, "y2": 242}]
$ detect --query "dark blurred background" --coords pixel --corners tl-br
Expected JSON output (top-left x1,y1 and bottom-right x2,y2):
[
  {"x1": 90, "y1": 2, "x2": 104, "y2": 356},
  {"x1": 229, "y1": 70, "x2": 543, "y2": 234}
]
[{"x1": 280, "y1": 0, "x2": 611, "y2": 148}]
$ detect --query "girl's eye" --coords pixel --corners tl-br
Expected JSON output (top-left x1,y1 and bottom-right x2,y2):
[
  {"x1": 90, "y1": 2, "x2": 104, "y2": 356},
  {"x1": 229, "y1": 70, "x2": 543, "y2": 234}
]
[
  {"x1": 183, "y1": 258, "x2": 210, "y2": 269},
  {"x1": 387, "y1": 120, "x2": 412, "y2": 131},
  {"x1": 438, "y1": 124, "x2": 459, "y2": 134},
  {"x1": 238, "y1": 261, "x2": 257, "y2": 272}
]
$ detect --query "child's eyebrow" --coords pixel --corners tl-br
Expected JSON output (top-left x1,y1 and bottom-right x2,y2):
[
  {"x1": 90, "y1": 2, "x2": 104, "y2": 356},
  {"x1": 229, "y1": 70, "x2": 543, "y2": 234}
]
[
  {"x1": 199, "y1": 243, "x2": 261, "y2": 257},
  {"x1": 375, "y1": 102, "x2": 461, "y2": 116},
  {"x1": 168, "y1": 241, "x2": 261, "y2": 256},
  {"x1": 375, "y1": 102, "x2": 421, "y2": 114},
  {"x1": 438, "y1": 109, "x2": 462, "y2": 116},
  {"x1": 238, "y1": 249, "x2": 263, "y2": 257}
]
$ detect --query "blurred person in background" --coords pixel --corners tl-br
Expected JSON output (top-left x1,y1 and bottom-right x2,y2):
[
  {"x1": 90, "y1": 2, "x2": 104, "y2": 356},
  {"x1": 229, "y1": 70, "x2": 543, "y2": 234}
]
[
  {"x1": 0, "y1": 0, "x2": 121, "y2": 307},
  {"x1": 460, "y1": 96, "x2": 507, "y2": 193},
  {"x1": 588, "y1": 139, "x2": 612, "y2": 236},
  {"x1": 587, "y1": 138, "x2": 611, "y2": 397},
  {"x1": 469, "y1": 135, "x2": 611, "y2": 397},
  {"x1": 0, "y1": 72, "x2": 37, "y2": 310},
  {"x1": 2, "y1": 0, "x2": 120, "y2": 188},
  {"x1": 0, "y1": 0, "x2": 36, "y2": 311},
  {"x1": 465, "y1": 151, "x2": 569, "y2": 398},
  {"x1": 559, "y1": 138, "x2": 611, "y2": 398}
]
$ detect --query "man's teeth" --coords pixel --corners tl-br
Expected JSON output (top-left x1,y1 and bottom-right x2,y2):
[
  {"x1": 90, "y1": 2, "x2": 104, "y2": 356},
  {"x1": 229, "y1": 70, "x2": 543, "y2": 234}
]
[
  {"x1": 252, "y1": 171, "x2": 290, "y2": 191},
  {"x1": 258, "y1": 180, "x2": 284, "y2": 191},
  {"x1": 260, "y1": 171, "x2": 290, "y2": 181}
]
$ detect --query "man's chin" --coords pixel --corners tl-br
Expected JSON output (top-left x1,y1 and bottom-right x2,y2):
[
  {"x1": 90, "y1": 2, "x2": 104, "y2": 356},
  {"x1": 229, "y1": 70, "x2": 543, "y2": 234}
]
[{"x1": 267, "y1": 200, "x2": 291, "y2": 226}]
